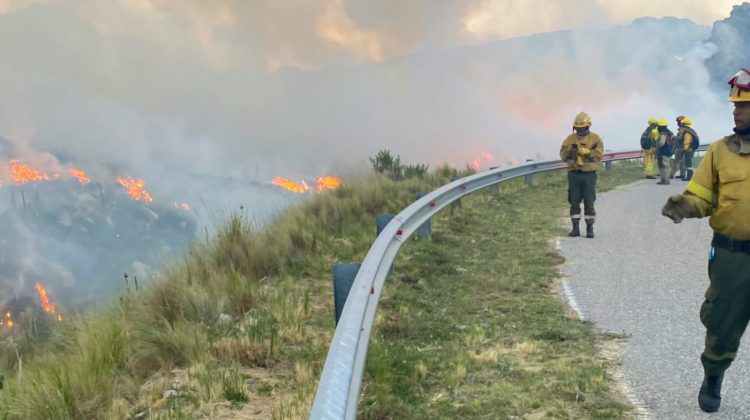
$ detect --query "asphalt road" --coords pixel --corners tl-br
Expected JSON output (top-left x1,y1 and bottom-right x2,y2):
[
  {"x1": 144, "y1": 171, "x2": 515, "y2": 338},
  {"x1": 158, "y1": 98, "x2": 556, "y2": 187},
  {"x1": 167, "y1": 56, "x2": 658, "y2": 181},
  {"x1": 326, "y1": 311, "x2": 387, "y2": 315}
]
[{"x1": 558, "y1": 179, "x2": 750, "y2": 420}]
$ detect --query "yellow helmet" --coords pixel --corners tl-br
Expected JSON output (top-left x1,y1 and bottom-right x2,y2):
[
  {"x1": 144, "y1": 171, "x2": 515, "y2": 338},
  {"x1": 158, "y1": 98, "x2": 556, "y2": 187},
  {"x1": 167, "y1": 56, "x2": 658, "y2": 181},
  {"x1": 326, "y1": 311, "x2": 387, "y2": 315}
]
[
  {"x1": 682, "y1": 117, "x2": 692, "y2": 126},
  {"x1": 657, "y1": 119, "x2": 668, "y2": 127},
  {"x1": 647, "y1": 117, "x2": 658, "y2": 125},
  {"x1": 728, "y1": 69, "x2": 750, "y2": 102},
  {"x1": 573, "y1": 112, "x2": 592, "y2": 128}
]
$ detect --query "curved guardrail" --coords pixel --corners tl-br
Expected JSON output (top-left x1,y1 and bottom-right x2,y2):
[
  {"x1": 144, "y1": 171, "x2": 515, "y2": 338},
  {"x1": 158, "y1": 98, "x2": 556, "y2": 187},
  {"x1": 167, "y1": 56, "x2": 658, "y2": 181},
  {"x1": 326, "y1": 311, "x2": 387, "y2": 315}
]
[{"x1": 309, "y1": 145, "x2": 708, "y2": 419}]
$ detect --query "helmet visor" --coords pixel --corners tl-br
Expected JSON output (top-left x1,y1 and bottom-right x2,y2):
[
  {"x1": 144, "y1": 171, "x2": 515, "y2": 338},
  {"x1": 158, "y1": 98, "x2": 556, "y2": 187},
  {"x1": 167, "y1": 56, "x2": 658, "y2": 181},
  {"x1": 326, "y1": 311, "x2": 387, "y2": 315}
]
[{"x1": 728, "y1": 69, "x2": 750, "y2": 90}]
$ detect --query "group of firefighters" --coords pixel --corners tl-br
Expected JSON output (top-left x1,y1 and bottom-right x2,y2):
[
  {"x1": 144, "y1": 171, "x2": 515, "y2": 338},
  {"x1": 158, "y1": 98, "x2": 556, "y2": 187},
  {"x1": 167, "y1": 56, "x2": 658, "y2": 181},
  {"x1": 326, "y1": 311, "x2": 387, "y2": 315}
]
[
  {"x1": 640, "y1": 115, "x2": 700, "y2": 184},
  {"x1": 558, "y1": 68, "x2": 750, "y2": 413}
]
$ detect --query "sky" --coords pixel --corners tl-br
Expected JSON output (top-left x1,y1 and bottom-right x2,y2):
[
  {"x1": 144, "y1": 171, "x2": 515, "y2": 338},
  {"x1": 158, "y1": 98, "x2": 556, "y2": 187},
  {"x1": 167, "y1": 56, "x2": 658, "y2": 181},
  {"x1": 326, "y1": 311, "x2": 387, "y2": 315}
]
[{"x1": 0, "y1": 0, "x2": 743, "y2": 207}]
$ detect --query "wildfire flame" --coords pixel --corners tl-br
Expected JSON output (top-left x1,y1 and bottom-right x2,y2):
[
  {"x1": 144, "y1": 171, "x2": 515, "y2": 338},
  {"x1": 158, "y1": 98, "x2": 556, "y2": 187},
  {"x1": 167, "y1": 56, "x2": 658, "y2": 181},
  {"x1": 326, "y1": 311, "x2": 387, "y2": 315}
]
[
  {"x1": 68, "y1": 167, "x2": 90, "y2": 184},
  {"x1": 117, "y1": 177, "x2": 153, "y2": 203},
  {"x1": 0, "y1": 312, "x2": 13, "y2": 329},
  {"x1": 272, "y1": 175, "x2": 342, "y2": 194},
  {"x1": 316, "y1": 176, "x2": 342, "y2": 191},
  {"x1": 471, "y1": 151, "x2": 496, "y2": 171},
  {"x1": 35, "y1": 282, "x2": 57, "y2": 314},
  {"x1": 272, "y1": 177, "x2": 308, "y2": 194},
  {"x1": 10, "y1": 159, "x2": 51, "y2": 184},
  {"x1": 172, "y1": 202, "x2": 190, "y2": 211}
]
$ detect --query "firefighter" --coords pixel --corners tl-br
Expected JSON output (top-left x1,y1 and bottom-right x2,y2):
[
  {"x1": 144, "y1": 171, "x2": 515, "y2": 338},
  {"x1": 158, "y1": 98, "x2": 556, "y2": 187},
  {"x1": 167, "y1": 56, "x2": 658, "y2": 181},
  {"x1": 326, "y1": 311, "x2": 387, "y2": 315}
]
[
  {"x1": 656, "y1": 119, "x2": 674, "y2": 185},
  {"x1": 560, "y1": 111, "x2": 604, "y2": 238},
  {"x1": 640, "y1": 117, "x2": 659, "y2": 179},
  {"x1": 681, "y1": 117, "x2": 699, "y2": 181},
  {"x1": 661, "y1": 68, "x2": 750, "y2": 413},
  {"x1": 671, "y1": 115, "x2": 686, "y2": 179}
]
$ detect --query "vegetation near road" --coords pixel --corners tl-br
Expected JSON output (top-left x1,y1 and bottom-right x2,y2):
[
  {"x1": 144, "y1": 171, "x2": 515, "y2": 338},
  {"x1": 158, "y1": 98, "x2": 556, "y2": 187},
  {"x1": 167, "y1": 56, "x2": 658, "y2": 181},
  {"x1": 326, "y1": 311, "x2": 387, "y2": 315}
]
[
  {"x1": 0, "y1": 153, "x2": 642, "y2": 419},
  {"x1": 362, "y1": 161, "x2": 644, "y2": 419}
]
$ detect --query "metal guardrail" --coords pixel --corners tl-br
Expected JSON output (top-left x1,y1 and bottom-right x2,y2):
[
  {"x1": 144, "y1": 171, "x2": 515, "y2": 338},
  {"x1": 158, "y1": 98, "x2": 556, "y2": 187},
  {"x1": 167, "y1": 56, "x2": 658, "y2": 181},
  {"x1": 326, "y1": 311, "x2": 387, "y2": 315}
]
[{"x1": 309, "y1": 145, "x2": 708, "y2": 419}]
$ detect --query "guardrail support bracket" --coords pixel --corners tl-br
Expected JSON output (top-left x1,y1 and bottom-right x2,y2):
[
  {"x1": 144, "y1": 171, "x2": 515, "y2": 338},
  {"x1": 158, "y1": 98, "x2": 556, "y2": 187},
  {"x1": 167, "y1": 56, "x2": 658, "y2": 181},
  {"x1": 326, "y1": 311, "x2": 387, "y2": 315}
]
[{"x1": 332, "y1": 263, "x2": 361, "y2": 324}]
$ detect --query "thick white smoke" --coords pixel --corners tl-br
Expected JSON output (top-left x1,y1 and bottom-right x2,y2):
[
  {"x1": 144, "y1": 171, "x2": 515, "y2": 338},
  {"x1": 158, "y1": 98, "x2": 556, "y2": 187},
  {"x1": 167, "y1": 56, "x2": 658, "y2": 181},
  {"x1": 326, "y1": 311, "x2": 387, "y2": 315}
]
[{"x1": 0, "y1": 1, "x2": 743, "y2": 308}]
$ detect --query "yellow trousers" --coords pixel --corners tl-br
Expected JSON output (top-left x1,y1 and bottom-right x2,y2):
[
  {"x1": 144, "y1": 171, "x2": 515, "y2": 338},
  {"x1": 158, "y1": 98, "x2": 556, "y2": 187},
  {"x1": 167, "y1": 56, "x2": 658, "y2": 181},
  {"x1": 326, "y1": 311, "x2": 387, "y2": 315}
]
[{"x1": 643, "y1": 148, "x2": 658, "y2": 176}]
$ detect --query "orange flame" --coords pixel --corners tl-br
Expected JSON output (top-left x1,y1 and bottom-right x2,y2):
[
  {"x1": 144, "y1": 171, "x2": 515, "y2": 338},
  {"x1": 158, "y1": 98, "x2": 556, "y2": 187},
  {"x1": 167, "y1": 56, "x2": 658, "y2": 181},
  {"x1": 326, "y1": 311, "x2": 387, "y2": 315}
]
[
  {"x1": 35, "y1": 282, "x2": 56, "y2": 314},
  {"x1": 56, "y1": 313, "x2": 63, "y2": 322},
  {"x1": 0, "y1": 312, "x2": 13, "y2": 329},
  {"x1": 272, "y1": 175, "x2": 343, "y2": 194},
  {"x1": 10, "y1": 159, "x2": 50, "y2": 184},
  {"x1": 271, "y1": 177, "x2": 308, "y2": 194},
  {"x1": 172, "y1": 202, "x2": 191, "y2": 211},
  {"x1": 315, "y1": 176, "x2": 342, "y2": 191},
  {"x1": 471, "y1": 151, "x2": 496, "y2": 171},
  {"x1": 68, "y1": 167, "x2": 90, "y2": 184},
  {"x1": 117, "y1": 177, "x2": 153, "y2": 202}
]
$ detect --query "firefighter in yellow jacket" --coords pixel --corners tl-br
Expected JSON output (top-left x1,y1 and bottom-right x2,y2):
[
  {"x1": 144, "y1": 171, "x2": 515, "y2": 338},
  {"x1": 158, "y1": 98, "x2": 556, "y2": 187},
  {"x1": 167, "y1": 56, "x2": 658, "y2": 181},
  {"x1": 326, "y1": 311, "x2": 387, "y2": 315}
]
[
  {"x1": 681, "y1": 117, "x2": 699, "y2": 181},
  {"x1": 640, "y1": 117, "x2": 659, "y2": 178},
  {"x1": 560, "y1": 112, "x2": 604, "y2": 238},
  {"x1": 662, "y1": 68, "x2": 750, "y2": 413}
]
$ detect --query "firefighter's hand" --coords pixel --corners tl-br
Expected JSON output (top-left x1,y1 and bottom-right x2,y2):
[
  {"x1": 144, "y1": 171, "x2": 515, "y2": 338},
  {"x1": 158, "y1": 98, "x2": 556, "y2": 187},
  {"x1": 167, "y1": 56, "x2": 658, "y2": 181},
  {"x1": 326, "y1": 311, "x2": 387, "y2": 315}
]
[
  {"x1": 662, "y1": 194, "x2": 690, "y2": 223},
  {"x1": 577, "y1": 146, "x2": 591, "y2": 155}
]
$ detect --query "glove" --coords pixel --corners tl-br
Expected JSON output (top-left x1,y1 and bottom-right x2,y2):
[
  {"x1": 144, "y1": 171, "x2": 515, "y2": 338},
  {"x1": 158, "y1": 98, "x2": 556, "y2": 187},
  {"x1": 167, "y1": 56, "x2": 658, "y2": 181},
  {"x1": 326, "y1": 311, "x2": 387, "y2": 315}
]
[
  {"x1": 662, "y1": 194, "x2": 691, "y2": 224},
  {"x1": 577, "y1": 147, "x2": 591, "y2": 156}
]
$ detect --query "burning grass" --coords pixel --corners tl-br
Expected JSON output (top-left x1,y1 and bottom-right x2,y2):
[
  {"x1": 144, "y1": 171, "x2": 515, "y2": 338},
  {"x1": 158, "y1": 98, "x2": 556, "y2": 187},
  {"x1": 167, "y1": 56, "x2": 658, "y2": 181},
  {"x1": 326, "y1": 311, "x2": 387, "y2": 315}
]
[
  {"x1": 0, "y1": 159, "x2": 643, "y2": 419},
  {"x1": 0, "y1": 164, "x2": 461, "y2": 419}
]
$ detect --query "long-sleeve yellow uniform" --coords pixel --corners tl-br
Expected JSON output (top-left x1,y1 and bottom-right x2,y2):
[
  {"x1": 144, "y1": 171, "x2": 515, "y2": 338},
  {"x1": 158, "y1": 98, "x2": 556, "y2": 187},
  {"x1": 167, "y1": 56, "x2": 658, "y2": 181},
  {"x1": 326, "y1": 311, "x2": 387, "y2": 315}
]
[
  {"x1": 681, "y1": 135, "x2": 750, "y2": 239},
  {"x1": 559, "y1": 132, "x2": 604, "y2": 171}
]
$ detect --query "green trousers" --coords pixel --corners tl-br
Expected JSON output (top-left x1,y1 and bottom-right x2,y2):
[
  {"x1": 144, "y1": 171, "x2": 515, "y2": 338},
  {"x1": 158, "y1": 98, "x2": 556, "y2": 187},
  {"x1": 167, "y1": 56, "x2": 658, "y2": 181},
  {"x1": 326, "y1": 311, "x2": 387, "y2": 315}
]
[
  {"x1": 567, "y1": 171, "x2": 597, "y2": 219},
  {"x1": 700, "y1": 246, "x2": 750, "y2": 375},
  {"x1": 684, "y1": 150, "x2": 694, "y2": 171}
]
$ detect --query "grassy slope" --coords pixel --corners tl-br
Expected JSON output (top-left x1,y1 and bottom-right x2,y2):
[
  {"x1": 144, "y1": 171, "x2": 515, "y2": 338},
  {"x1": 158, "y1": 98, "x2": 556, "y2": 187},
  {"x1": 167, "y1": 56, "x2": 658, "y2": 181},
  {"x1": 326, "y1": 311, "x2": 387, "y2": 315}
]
[
  {"x1": 0, "y1": 161, "x2": 643, "y2": 419},
  {"x1": 362, "y1": 161, "x2": 643, "y2": 419}
]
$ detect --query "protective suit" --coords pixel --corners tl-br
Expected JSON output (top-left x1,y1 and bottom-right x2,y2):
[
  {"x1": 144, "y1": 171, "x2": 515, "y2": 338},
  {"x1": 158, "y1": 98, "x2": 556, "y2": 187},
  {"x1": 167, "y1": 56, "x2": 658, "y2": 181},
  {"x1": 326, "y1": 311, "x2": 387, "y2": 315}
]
[
  {"x1": 661, "y1": 68, "x2": 750, "y2": 413},
  {"x1": 560, "y1": 112, "x2": 604, "y2": 238}
]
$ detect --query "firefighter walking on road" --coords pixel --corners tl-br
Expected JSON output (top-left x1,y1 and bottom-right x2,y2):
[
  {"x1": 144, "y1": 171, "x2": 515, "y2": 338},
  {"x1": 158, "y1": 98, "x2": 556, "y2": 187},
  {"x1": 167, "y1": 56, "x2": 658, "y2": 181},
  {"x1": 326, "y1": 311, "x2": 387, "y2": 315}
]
[
  {"x1": 560, "y1": 111, "x2": 604, "y2": 238},
  {"x1": 662, "y1": 68, "x2": 750, "y2": 413},
  {"x1": 640, "y1": 117, "x2": 659, "y2": 179}
]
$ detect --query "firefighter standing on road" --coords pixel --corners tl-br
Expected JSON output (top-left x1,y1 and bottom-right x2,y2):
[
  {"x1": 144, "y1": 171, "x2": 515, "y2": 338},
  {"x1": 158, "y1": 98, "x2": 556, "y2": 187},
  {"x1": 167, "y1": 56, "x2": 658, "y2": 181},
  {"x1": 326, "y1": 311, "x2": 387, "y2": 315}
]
[
  {"x1": 656, "y1": 119, "x2": 674, "y2": 185},
  {"x1": 681, "y1": 117, "x2": 700, "y2": 181},
  {"x1": 560, "y1": 112, "x2": 604, "y2": 238},
  {"x1": 671, "y1": 115, "x2": 686, "y2": 179},
  {"x1": 641, "y1": 117, "x2": 659, "y2": 179},
  {"x1": 662, "y1": 68, "x2": 750, "y2": 413}
]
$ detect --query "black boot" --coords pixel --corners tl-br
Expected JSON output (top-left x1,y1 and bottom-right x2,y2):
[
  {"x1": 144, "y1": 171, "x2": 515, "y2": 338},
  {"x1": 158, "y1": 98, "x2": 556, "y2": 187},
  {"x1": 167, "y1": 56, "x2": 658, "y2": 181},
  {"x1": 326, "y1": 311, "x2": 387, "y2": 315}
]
[
  {"x1": 585, "y1": 219, "x2": 594, "y2": 238},
  {"x1": 698, "y1": 372, "x2": 724, "y2": 413},
  {"x1": 685, "y1": 169, "x2": 693, "y2": 181},
  {"x1": 567, "y1": 219, "x2": 580, "y2": 237}
]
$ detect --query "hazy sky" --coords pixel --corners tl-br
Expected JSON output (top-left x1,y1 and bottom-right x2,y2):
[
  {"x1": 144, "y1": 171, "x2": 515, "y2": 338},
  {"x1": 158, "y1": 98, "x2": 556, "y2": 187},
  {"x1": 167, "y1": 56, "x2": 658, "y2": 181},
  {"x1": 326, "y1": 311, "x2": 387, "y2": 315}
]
[
  {"x1": 0, "y1": 1, "x2": 742, "y2": 198},
  {"x1": 0, "y1": 0, "x2": 744, "y2": 304}
]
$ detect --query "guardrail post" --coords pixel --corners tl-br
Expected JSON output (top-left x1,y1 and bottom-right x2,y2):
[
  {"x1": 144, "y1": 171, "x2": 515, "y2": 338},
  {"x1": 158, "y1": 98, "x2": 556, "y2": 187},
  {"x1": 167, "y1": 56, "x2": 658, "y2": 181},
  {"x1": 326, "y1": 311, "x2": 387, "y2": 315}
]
[
  {"x1": 524, "y1": 160, "x2": 534, "y2": 187},
  {"x1": 488, "y1": 167, "x2": 500, "y2": 197},
  {"x1": 604, "y1": 150, "x2": 612, "y2": 171},
  {"x1": 376, "y1": 213, "x2": 394, "y2": 236},
  {"x1": 450, "y1": 175, "x2": 461, "y2": 215},
  {"x1": 414, "y1": 192, "x2": 432, "y2": 238},
  {"x1": 332, "y1": 263, "x2": 361, "y2": 324}
]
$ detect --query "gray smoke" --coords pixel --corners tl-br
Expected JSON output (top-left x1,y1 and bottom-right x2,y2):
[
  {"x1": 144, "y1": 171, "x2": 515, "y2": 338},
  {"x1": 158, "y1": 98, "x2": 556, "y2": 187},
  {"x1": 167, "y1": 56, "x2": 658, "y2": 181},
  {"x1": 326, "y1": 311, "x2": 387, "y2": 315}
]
[{"x1": 0, "y1": 2, "x2": 744, "y2": 310}]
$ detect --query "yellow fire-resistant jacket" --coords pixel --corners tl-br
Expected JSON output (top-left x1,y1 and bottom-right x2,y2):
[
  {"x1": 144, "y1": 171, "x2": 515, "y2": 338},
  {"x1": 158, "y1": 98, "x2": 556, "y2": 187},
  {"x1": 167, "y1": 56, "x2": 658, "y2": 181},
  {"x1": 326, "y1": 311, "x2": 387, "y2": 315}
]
[
  {"x1": 651, "y1": 127, "x2": 659, "y2": 147},
  {"x1": 676, "y1": 127, "x2": 695, "y2": 151},
  {"x1": 683, "y1": 132, "x2": 693, "y2": 151},
  {"x1": 681, "y1": 134, "x2": 750, "y2": 239},
  {"x1": 560, "y1": 132, "x2": 604, "y2": 171}
]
